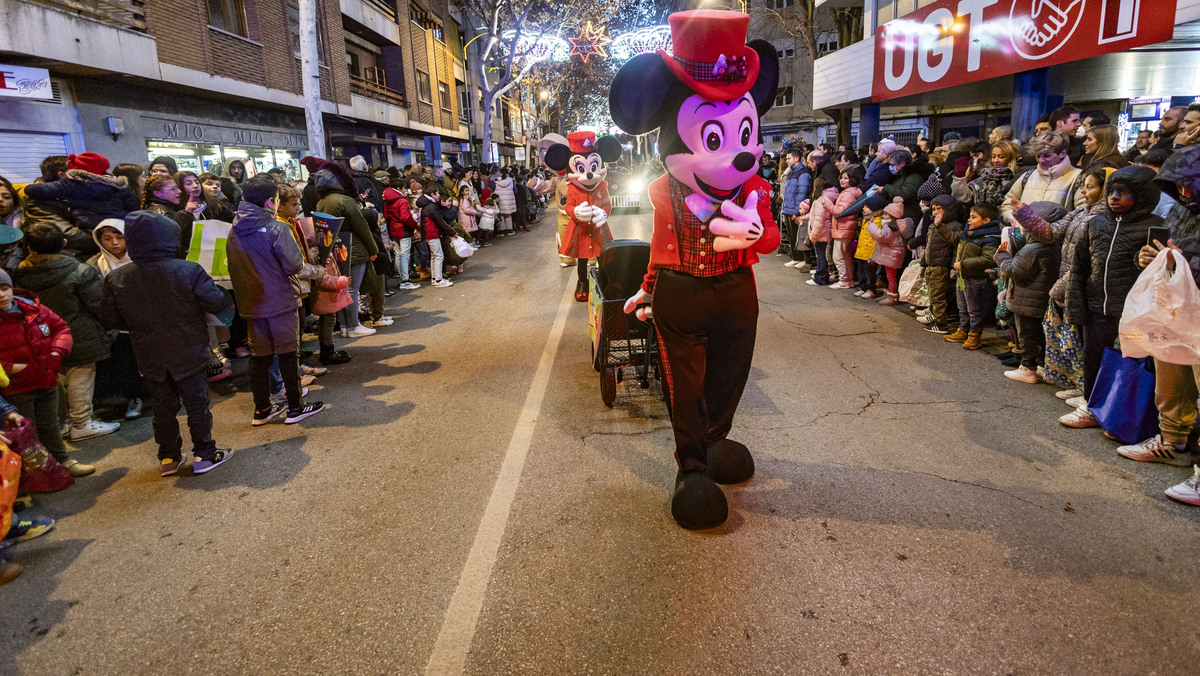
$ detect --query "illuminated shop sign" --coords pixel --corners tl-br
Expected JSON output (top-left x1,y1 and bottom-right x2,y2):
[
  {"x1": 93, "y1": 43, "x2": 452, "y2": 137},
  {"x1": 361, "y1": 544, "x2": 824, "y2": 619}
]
[{"x1": 872, "y1": 0, "x2": 1178, "y2": 102}]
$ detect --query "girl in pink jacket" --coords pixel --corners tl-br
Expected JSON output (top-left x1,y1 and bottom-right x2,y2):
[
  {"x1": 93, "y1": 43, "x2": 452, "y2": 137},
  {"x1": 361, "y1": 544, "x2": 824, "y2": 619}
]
[
  {"x1": 797, "y1": 179, "x2": 839, "y2": 286},
  {"x1": 866, "y1": 197, "x2": 910, "y2": 306},
  {"x1": 830, "y1": 170, "x2": 863, "y2": 289}
]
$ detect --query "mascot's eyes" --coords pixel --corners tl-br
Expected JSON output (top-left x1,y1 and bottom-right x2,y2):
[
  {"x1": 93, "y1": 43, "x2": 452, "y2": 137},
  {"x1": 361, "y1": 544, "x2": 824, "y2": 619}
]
[
  {"x1": 574, "y1": 160, "x2": 587, "y2": 174},
  {"x1": 590, "y1": 159, "x2": 599, "y2": 173},
  {"x1": 702, "y1": 121, "x2": 724, "y2": 152},
  {"x1": 740, "y1": 118, "x2": 753, "y2": 147}
]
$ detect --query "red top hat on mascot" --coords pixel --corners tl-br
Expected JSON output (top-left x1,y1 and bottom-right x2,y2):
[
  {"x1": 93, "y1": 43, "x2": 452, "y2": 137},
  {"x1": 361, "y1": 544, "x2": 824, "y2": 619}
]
[
  {"x1": 659, "y1": 11, "x2": 759, "y2": 103},
  {"x1": 568, "y1": 131, "x2": 596, "y2": 155}
]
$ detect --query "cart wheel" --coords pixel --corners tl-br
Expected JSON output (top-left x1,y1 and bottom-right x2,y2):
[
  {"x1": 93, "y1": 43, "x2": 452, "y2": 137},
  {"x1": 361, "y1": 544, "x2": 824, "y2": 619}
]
[{"x1": 601, "y1": 367, "x2": 617, "y2": 407}]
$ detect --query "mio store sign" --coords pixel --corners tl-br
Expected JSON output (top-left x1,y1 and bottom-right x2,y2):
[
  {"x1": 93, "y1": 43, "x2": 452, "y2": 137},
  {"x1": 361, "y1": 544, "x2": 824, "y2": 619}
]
[{"x1": 872, "y1": 0, "x2": 1178, "y2": 102}]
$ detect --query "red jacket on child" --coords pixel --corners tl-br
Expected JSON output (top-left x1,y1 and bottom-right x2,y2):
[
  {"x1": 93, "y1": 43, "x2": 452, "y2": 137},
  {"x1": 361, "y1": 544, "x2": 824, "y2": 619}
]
[
  {"x1": 383, "y1": 188, "x2": 417, "y2": 239},
  {"x1": 0, "y1": 292, "x2": 73, "y2": 395}
]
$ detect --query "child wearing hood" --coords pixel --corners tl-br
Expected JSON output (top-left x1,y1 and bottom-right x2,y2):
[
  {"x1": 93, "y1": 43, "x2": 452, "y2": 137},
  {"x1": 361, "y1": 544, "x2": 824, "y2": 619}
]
[
  {"x1": 865, "y1": 197, "x2": 910, "y2": 306},
  {"x1": 1061, "y1": 165, "x2": 1164, "y2": 429},
  {"x1": 939, "y1": 202, "x2": 1003, "y2": 350},
  {"x1": 795, "y1": 178, "x2": 838, "y2": 286},
  {"x1": 89, "y1": 219, "x2": 147, "y2": 420},
  {"x1": 996, "y1": 201, "x2": 1065, "y2": 383}
]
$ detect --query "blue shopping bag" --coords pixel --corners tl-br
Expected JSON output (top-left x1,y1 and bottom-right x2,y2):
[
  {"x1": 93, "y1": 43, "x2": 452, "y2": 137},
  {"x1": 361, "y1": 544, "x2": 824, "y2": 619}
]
[{"x1": 1087, "y1": 348, "x2": 1160, "y2": 444}]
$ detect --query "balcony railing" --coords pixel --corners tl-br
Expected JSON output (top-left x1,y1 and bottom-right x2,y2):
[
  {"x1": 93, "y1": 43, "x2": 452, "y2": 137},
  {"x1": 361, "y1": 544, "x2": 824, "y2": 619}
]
[
  {"x1": 350, "y1": 73, "x2": 408, "y2": 108},
  {"x1": 25, "y1": 0, "x2": 146, "y2": 31},
  {"x1": 362, "y1": 0, "x2": 396, "y2": 22}
]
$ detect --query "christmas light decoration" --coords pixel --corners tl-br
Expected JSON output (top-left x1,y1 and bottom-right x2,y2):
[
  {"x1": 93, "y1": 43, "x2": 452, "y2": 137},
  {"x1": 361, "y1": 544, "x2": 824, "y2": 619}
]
[
  {"x1": 609, "y1": 26, "x2": 671, "y2": 61},
  {"x1": 569, "y1": 21, "x2": 612, "y2": 63},
  {"x1": 500, "y1": 30, "x2": 571, "y2": 63}
]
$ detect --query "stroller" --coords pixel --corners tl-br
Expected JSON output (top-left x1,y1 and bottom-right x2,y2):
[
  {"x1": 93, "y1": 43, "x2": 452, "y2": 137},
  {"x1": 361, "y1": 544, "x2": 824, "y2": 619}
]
[{"x1": 587, "y1": 240, "x2": 669, "y2": 410}]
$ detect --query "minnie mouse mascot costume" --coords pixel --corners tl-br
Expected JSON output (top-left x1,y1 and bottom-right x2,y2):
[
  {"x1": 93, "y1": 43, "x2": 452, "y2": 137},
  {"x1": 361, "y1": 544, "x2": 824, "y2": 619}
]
[
  {"x1": 543, "y1": 131, "x2": 623, "y2": 301},
  {"x1": 609, "y1": 10, "x2": 780, "y2": 530}
]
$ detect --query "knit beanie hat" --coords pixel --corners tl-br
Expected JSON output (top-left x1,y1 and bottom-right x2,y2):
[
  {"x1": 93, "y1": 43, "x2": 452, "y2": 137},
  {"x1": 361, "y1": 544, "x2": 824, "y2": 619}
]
[
  {"x1": 68, "y1": 152, "x2": 110, "y2": 175},
  {"x1": 882, "y1": 196, "x2": 905, "y2": 219},
  {"x1": 0, "y1": 268, "x2": 12, "y2": 288},
  {"x1": 917, "y1": 172, "x2": 948, "y2": 201},
  {"x1": 930, "y1": 194, "x2": 959, "y2": 222}
]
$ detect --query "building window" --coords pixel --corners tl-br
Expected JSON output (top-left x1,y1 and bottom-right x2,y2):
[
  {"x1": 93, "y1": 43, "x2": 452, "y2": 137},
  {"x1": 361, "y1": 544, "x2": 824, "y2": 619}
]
[
  {"x1": 288, "y1": 7, "x2": 327, "y2": 65},
  {"x1": 816, "y1": 32, "x2": 839, "y2": 56},
  {"x1": 458, "y1": 87, "x2": 470, "y2": 124},
  {"x1": 772, "y1": 0, "x2": 795, "y2": 9},
  {"x1": 776, "y1": 47, "x2": 794, "y2": 59},
  {"x1": 416, "y1": 70, "x2": 432, "y2": 104},
  {"x1": 775, "y1": 86, "x2": 793, "y2": 107},
  {"x1": 208, "y1": 0, "x2": 247, "y2": 36},
  {"x1": 438, "y1": 82, "x2": 452, "y2": 111}
]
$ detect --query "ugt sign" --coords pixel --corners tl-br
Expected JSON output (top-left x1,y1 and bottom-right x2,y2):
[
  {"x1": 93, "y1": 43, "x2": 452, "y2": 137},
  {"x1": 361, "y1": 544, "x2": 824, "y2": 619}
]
[{"x1": 872, "y1": 0, "x2": 1178, "y2": 102}]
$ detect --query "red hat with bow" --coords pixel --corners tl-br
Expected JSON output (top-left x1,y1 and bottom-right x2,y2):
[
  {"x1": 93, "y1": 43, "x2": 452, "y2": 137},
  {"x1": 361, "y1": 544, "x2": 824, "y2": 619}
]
[
  {"x1": 568, "y1": 132, "x2": 597, "y2": 155},
  {"x1": 658, "y1": 10, "x2": 760, "y2": 104}
]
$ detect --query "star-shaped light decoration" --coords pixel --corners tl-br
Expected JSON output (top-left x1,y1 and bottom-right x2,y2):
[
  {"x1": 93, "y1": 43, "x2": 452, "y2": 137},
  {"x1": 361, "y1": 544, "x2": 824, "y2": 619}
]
[{"x1": 570, "y1": 21, "x2": 612, "y2": 63}]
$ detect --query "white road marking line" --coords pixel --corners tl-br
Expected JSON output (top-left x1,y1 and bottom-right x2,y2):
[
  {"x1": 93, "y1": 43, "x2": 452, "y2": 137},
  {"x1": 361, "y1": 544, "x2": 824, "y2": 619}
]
[{"x1": 424, "y1": 273, "x2": 578, "y2": 676}]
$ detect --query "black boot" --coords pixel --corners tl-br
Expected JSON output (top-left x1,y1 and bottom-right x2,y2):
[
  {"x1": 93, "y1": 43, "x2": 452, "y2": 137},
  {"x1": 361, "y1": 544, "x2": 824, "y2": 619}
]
[
  {"x1": 319, "y1": 345, "x2": 351, "y2": 365},
  {"x1": 574, "y1": 280, "x2": 589, "y2": 302},
  {"x1": 671, "y1": 470, "x2": 728, "y2": 530},
  {"x1": 704, "y1": 439, "x2": 755, "y2": 485}
]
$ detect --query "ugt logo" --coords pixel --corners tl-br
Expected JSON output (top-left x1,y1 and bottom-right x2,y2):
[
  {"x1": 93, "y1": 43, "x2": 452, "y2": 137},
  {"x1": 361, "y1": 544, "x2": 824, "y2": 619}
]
[{"x1": 1010, "y1": 0, "x2": 1087, "y2": 60}]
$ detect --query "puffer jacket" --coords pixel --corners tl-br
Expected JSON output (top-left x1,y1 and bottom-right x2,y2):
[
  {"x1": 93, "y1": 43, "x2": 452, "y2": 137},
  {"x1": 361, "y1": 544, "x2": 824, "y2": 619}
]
[
  {"x1": 227, "y1": 201, "x2": 304, "y2": 319},
  {"x1": 1067, "y1": 166, "x2": 1163, "y2": 322},
  {"x1": 1002, "y1": 157, "x2": 1084, "y2": 222},
  {"x1": 866, "y1": 217, "x2": 907, "y2": 269},
  {"x1": 871, "y1": 163, "x2": 925, "y2": 223},
  {"x1": 144, "y1": 198, "x2": 193, "y2": 259},
  {"x1": 1012, "y1": 201, "x2": 1106, "y2": 307},
  {"x1": 495, "y1": 177, "x2": 517, "y2": 215},
  {"x1": 0, "y1": 292, "x2": 72, "y2": 395},
  {"x1": 383, "y1": 188, "x2": 417, "y2": 239},
  {"x1": 780, "y1": 166, "x2": 811, "y2": 216},
  {"x1": 23, "y1": 170, "x2": 139, "y2": 243},
  {"x1": 1155, "y1": 145, "x2": 1200, "y2": 290},
  {"x1": 458, "y1": 195, "x2": 480, "y2": 232},
  {"x1": 995, "y1": 241, "x2": 1060, "y2": 317},
  {"x1": 11, "y1": 253, "x2": 109, "y2": 368},
  {"x1": 102, "y1": 211, "x2": 230, "y2": 382},
  {"x1": 802, "y1": 187, "x2": 839, "y2": 242},
  {"x1": 923, "y1": 200, "x2": 962, "y2": 268},
  {"x1": 416, "y1": 194, "x2": 456, "y2": 241},
  {"x1": 830, "y1": 187, "x2": 862, "y2": 239},
  {"x1": 937, "y1": 218, "x2": 1001, "y2": 279}
]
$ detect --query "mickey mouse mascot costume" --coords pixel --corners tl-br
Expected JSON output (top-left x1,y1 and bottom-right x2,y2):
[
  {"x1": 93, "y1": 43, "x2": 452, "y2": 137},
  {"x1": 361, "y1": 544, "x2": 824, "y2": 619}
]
[
  {"x1": 609, "y1": 10, "x2": 780, "y2": 530},
  {"x1": 544, "y1": 131, "x2": 623, "y2": 301}
]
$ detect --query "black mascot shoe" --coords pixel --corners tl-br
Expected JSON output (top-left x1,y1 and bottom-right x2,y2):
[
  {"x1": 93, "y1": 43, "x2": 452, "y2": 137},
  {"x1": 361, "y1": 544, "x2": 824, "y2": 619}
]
[
  {"x1": 574, "y1": 280, "x2": 589, "y2": 302},
  {"x1": 671, "y1": 470, "x2": 728, "y2": 530},
  {"x1": 704, "y1": 439, "x2": 755, "y2": 485}
]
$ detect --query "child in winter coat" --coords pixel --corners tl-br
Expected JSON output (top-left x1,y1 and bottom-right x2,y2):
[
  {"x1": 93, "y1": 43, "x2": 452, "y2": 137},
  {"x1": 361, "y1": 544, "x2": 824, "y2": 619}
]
[
  {"x1": 0, "y1": 269, "x2": 89, "y2": 477},
  {"x1": 477, "y1": 193, "x2": 499, "y2": 247},
  {"x1": 830, "y1": 169, "x2": 863, "y2": 289},
  {"x1": 88, "y1": 219, "x2": 148, "y2": 420},
  {"x1": 1061, "y1": 165, "x2": 1163, "y2": 428},
  {"x1": 866, "y1": 197, "x2": 911, "y2": 305},
  {"x1": 384, "y1": 185, "x2": 419, "y2": 289},
  {"x1": 920, "y1": 195, "x2": 963, "y2": 334},
  {"x1": 995, "y1": 202, "x2": 1064, "y2": 383},
  {"x1": 797, "y1": 178, "x2": 838, "y2": 286},
  {"x1": 939, "y1": 202, "x2": 1002, "y2": 350}
]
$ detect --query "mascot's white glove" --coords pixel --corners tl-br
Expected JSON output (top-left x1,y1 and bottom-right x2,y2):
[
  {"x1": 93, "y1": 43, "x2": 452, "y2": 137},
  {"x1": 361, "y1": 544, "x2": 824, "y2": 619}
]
[
  {"x1": 709, "y1": 190, "x2": 763, "y2": 252},
  {"x1": 623, "y1": 288, "x2": 653, "y2": 321},
  {"x1": 591, "y1": 205, "x2": 608, "y2": 227},
  {"x1": 574, "y1": 201, "x2": 594, "y2": 223}
]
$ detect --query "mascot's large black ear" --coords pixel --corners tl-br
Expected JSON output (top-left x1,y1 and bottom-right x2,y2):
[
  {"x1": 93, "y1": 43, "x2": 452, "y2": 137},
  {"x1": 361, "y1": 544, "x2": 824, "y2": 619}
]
[
  {"x1": 596, "y1": 136, "x2": 623, "y2": 163},
  {"x1": 609, "y1": 53, "x2": 676, "y2": 134},
  {"x1": 544, "y1": 144, "x2": 571, "y2": 172},
  {"x1": 747, "y1": 40, "x2": 779, "y2": 118}
]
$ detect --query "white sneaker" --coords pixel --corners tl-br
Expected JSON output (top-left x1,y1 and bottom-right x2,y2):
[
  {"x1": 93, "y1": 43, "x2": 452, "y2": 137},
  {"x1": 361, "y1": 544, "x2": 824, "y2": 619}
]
[
  {"x1": 1004, "y1": 365, "x2": 1040, "y2": 384},
  {"x1": 784, "y1": 260, "x2": 798, "y2": 268},
  {"x1": 431, "y1": 279, "x2": 454, "y2": 288},
  {"x1": 399, "y1": 282, "x2": 420, "y2": 290},
  {"x1": 1065, "y1": 396, "x2": 1086, "y2": 409},
  {"x1": 1059, "y1": 405, "x2": 1098, "y2": 429},
  {"x1": 917, "y1": 314, "x2": 934, "y2": 325},
  {"x1": 339, "y1": 328, "x2": 350, "y2": 339},
  {"x1": 300, "y1": 374, "x2": 316, "y2": 387},
  {"x1": 373, "y1": 316, "x2": 394, "y2": 327},
  {"x1": 805, "y1": 279, "x2": 821, "y2": 286},
  {"x1": 351, "y1": 325, "x2": 377, "y2": 337},
  {"x1": 69, "y1": 420, "x2": 120, "y2": 441},
  {"x1": 1165, "y1": 465, "x2": 1200, "y2": 506},
  {"x1": 1055, "y1": 388, "x2": 1083, "y2": 400},
  {"x1": 560, "y1": 262, "x2": 572, "y2": 268},
  {"x1": 1117, "y1": 435, "x2": 1194, "y2": 466},
  {"x1": 124, "y1": 397, "x2": 144, "y2": 419}
]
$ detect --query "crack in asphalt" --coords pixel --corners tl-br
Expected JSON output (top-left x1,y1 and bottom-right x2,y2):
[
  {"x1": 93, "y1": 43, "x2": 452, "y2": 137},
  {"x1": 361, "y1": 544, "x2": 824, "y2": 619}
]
[
  {"x1": 760, "y1": 302, "x2": 887, "y2": 338},
  {"x1": 899, "y1": 469, "x2": 1046, "y2": 510}
]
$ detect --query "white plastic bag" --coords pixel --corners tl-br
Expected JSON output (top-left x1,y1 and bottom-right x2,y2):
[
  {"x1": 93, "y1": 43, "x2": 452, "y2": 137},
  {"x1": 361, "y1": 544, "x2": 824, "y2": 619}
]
[
  {"x1": 1119, "y1": 249, "x2": 1200, "y2": 365},
  {"x1": 897, "y1": 260, "x2": 923, "y2": 304},
  {"x1": 451, "y1": 236, "x2": 474, "y2": 259}
]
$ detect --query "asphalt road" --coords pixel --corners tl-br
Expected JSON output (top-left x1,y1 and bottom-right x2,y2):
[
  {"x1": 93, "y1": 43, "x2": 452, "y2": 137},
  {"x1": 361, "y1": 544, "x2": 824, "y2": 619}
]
[{"x1": 3, "y1": 205, "x2": 1199, "y2": 675}]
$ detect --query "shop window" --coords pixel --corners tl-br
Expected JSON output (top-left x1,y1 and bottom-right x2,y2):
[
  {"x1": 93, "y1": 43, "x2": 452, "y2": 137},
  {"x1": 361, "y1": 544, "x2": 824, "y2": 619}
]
[
  {"x1": 208, "y1": 0, "x2": 248, "y2": 37},
  {"x1": 288, "y1": 7, "x2": 327, "y2": 65},
  {"x1": 416, "y1": 70, "x2": 432, "y2": 104},
  {"x1": 775, "y1": 86, "x2": 794, "y2": 107},
  {"x1": 438, "y1": 82, "x2": 452, "y2": 111},
  {"x1": 776, "y1": 47, "x2": 794, "y2": 60}
]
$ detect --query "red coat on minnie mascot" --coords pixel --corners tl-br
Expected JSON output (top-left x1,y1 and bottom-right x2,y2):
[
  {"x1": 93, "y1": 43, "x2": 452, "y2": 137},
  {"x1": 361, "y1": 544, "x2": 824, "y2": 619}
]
[
  {"x1": 544, "y1": 131, "x2": 623, "y2": 301},
  {"x1": 609, "y1": 10, "x2": 780, "y2": 530}
]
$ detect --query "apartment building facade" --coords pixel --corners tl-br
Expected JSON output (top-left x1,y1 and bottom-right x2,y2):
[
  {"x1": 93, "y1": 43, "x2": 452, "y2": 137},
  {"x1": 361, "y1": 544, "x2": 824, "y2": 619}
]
[{"x1": 0, "y1": 0, "x2": 538, "y2": 183}]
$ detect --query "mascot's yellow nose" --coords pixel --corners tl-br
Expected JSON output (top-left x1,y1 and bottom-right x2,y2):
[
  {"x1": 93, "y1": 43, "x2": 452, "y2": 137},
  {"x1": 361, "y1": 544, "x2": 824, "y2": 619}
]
[{"x1": 733, "y1": 152, "x2": 756, "y2": 172}]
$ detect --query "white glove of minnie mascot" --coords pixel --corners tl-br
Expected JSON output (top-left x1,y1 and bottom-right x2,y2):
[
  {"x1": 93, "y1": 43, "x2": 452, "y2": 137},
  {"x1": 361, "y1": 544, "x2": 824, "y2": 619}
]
[
  {"x1": 609, "y1": 10, "x2": 780, "y2": 530},
  {"x1": 544, "y1": 131, "x2": 623, "y2": 302}
]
